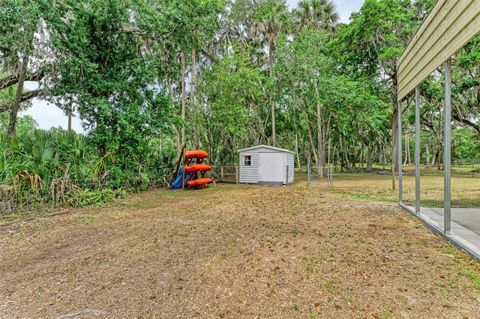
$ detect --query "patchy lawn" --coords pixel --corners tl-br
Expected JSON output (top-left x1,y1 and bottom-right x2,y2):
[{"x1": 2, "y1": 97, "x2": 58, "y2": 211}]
[
  {"x1": 330, "y1": 171, "x2": 480, "y2": 208},
  {"x1": 1, "y1": 178, "x2": 479, "y2": 318}
]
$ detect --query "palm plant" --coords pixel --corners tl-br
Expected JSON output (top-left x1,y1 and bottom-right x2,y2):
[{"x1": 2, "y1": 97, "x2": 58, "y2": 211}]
[{"x1": 296, "y1": 0, "x2": 339, "y2": 32}]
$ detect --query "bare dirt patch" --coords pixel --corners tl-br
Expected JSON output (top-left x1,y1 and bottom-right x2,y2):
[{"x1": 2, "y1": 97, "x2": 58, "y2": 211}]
[{"x1": 1, "y1": 181, "x2": 479, "y2": 318}]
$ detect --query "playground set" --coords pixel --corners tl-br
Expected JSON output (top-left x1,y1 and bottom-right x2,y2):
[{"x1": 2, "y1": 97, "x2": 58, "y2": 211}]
[{"x1": 170, "y1": 145, "x2": 214, "y2": 190}]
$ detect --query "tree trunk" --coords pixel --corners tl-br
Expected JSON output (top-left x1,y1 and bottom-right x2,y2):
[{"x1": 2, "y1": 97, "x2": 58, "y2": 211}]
[
  {"x1": 366, "y1": 146, "x2": 373, "y2": 172},
  {"x1": 327, "y1": 137, "x2": 331, "y2": 167},
  {"x1": 332, "y1": 145, "x2": 336, "y2": 170},
  {"x1": 190, "y1": 48, "x2": 200, "y2": 147},
  {"x1": 360, "y1": 140, "x2": 365, "y2": 169},
  {"x1": 313, "y1": 81, "x2": 324, "y2": 177},
  {"x1": 316, "y1": 102, "x2": 324, "y2": 177},
  {"x1": 7, "y1": 55, "x2": 29, "y2": 139},
  {"x1": 408, "y1": 134, "x2": 411, "y2": 164},
  {"x1": 67, "y1": 111, "x2": 72, "y2": 135},
  {"x1": 339, "y1": 138, "x2": 345, "y2": 172},
  {"x1": 295, "y1": 132, "x2": 301, "y2": 168},
  {"x1": 434, "y1": 147, "x2": 442, "y2": 170},
  {"x1": 325, "y1": 115, "x2": 331, "y2": 165},
  {"x1": 382, "y1": 147, "x2": 386, "y2": 170},
  {"x1": 190, "y1": 49, "x2": 196, "y2": 103},
  {"x1": 323, "y1": 114, "x2": 330, "y2": 166},
  {"x1": 404, "y1": 133, "x2": 409, "y2": 165},
  {"x1": 425, "y1": 142, "x2": 430, "y2": 166},
  {"x1": 67, "y1": 95, "x2": 73, "y2": 135},
  {"x1": 341, "y1": 137, "x2": 351, "y2": 171},
  {"x1": 408, "y1": 133, "x2": 412, "y2": 164},
  {"x1": 392, "y1": 99, "x2": 399, "y2": 190},
  {"x1": 167, "y1": 77, "x2": 182, "y2": 154},
  {"x1": 166, "y1": 78, "x2": 173, "y2": 100},
  {"x1": 180, "y1": 52, "x2": 186, "y2": 145},
  {"x1": 307, "y1": 121, "x2": 318, "y2": 164},
  {"x1": 268, "y1": 37, "x2": 276, "y2": 146}
]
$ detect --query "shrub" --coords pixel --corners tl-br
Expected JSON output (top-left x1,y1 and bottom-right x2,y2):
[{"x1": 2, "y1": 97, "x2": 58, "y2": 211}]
[{"x1": 0, "y1": 116, "x2": 175, "y2": 212}]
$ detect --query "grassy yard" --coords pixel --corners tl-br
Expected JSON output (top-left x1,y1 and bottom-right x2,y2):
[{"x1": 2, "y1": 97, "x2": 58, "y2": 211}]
[
  {"x1": 1, "y1": 175, "x2": 479, "y2": 318},
  {"x1": 328, "y1": 171, "x2": 480, "y2": 208}
]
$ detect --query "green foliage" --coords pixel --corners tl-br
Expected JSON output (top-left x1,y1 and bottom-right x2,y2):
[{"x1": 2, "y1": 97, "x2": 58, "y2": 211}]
[
  {"x1": 332, "y1": 0, "x2": 418, "y2": 79},
  {"x1": 1, "y1": 0, "x2": 479, "y2": 215},
  {"x1": 200, "y1": 44, "x2": 268, "y2": 163},
  {"x1": 46, "y1": 0, "x2": 175, "y2": 156},
  {"x1": 295, "y1": 0, "x2": 339, "y2": 32},
  {"x1": 453, "y1": 128, "x2": 480, "y2": 163},
  {"x1": 160, "y1": 0, "x2": 225, "y2": 50},
  {"x1": 0, "y1": 116, "x2": 175, "y2": 210},
  {"x1": 66, "y1": 188, "x2": 126, "y2": 208},
  {"x1": 275, "y1": 28, "x2": 390, "y2": 165},
  {"x1": 0, "y1": 0, "x2": 39, "y2": 64}
]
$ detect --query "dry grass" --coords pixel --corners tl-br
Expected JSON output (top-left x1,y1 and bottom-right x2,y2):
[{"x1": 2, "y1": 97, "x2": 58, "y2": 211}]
[
  {"x1": 330, "y1": 172, "x2": 480, "y2": 208},
  {"x1": 1, "y1": 178, "x2": 479, "y2": 318}
]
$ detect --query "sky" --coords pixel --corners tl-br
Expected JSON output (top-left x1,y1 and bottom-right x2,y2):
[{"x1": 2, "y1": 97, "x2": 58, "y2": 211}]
[
  {"x1": 287, "y1": 0, "x2": 364, "y2": 23},
  {"x1": 22, "y1": 0, "x2": 365, "y2": 133}
]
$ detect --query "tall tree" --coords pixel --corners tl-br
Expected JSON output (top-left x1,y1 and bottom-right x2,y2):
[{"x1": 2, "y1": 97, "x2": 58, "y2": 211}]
[
  {"x1": 199, "y1": 44, "x2": 268, "y2": 163},
  {"x1": 0, "y1": 0, "x2": 44, "y2": 139},
  {"x1": 46, "y1": 0, "x2": 175, "y2": 169},
  {"x1": 332, "y1": 0, "x2": 433, "y2": 186},
  {"x1": 156, "y1": 0, "x2": 225, "y2": 147},
  {"x1": 253, "y1": 0, "x2": 290, "y2": 146},
  {"x1": 276, "y1": 29, "x2": 389, "y2": 173}
]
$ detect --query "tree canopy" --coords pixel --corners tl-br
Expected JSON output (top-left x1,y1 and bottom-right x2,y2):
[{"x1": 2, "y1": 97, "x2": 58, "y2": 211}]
[{"x1": 1, "y1": 0, "x2": 479, "y2": 206}]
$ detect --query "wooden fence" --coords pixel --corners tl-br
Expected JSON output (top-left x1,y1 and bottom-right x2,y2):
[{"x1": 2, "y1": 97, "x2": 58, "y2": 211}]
[{"x1": 210, "y1": 165, "x2": 239, "y2": 184}]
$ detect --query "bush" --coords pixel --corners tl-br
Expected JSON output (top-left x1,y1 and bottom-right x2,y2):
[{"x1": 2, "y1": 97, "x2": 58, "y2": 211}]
[
  {"x1": 0, "y1": 116, "x2": 176, "y2": 211},
  {"x1": 65, "y1": 188, "x2": 126, "y2": 208}
]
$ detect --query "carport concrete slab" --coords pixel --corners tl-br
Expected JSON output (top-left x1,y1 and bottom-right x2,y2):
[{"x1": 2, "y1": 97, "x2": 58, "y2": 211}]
[
  {"x1": 425, "y1": 208, "x2": 480, "y2": 235},
  {"x1": 408, "y1": 206, "x2": 480, "y2": 258}
]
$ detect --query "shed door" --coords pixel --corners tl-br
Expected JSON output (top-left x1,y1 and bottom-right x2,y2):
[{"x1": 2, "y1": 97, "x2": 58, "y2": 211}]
[{"x1": 258, "y1": 153, "x2": 284, "y2": 182}]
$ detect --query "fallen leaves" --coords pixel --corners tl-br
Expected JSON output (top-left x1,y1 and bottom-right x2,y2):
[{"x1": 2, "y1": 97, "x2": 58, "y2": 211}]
[{"x1": 0, "y1": 181, "x2": 479, "y2": 318}]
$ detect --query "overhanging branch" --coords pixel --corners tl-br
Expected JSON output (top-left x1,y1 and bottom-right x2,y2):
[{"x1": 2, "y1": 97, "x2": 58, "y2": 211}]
[
  {"x1": 0, "y1": 89, "x2": 45, "y2": 113},
  {"x1": 0, "y1": 69, "x2": 46, "y2": 91}
]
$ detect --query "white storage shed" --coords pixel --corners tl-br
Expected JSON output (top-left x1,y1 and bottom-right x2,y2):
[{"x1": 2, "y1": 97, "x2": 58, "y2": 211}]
[{"x1": 238, "y1": 145, "x2": 294, "y2": 184}]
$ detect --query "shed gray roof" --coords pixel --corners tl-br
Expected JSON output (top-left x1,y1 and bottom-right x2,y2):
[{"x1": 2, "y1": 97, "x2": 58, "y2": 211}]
[{"x1": 238, "y1": 145, "x2": 295, "y2": 155}]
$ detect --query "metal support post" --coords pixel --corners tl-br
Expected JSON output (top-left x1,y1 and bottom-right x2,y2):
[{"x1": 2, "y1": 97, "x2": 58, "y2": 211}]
[
  {"x1": 444, "y1": 59, "x2": 452, "y2": 234},
  {"x1": 398, "y1": 101, "x2": 403, "y2": 204},
  {"x1": 415, "y1": 86, "x2": 421, "y2": 214}
]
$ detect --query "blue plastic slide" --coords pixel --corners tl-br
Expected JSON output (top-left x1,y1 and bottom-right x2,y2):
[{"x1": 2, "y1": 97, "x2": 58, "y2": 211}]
[{"x1": 170, "y1": 167, "x2": 190, "y2": 189}]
